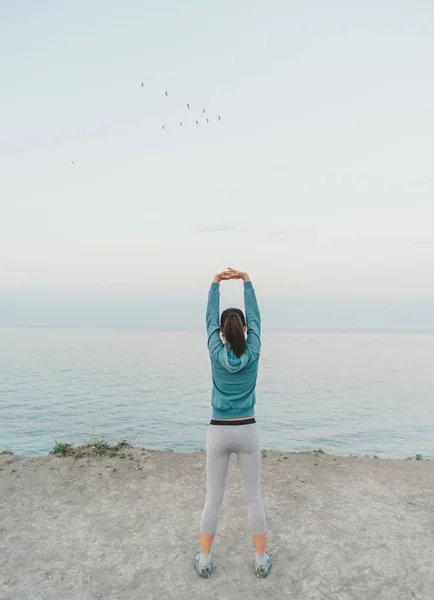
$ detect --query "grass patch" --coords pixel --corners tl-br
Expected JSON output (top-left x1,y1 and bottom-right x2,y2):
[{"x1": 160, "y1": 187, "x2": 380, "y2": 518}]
[
  {"x1": 0, "y1": 449, "x2": 14, "y2": 455},
  {"x1": 406, "y1": 454, "x2": 424, "y2": 461},
  {"x1": 51, "y1": 439, "x2": 132, "y2": 459},
  {"x1": 51, "y1": 442, "x2": 74, "y2": 456}
]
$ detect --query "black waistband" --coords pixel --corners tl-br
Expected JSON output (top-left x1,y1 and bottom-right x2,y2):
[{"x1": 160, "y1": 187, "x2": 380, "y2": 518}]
[{"x1": 210, "y1": 417, "x2": 256, "y2": 426}]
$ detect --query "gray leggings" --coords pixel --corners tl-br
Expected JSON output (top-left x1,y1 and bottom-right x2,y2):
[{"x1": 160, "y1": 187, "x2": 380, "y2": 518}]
[{"x1": 200, "y1": 422, "x2": 267, "y2": 536}]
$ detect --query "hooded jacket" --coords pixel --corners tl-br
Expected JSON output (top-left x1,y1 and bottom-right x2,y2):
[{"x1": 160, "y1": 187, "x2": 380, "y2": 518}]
[{"x1": 206, "y1": 281, "x2": 261, "y2": 419}]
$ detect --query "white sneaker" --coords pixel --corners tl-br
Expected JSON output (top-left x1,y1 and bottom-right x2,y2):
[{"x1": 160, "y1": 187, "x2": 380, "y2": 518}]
[
  {"x1": 194, "y1": 551, "x2": 213, "y2": 578},
  {"x1": 255, "y1": 552, "x2": 272, "y2": 578}
]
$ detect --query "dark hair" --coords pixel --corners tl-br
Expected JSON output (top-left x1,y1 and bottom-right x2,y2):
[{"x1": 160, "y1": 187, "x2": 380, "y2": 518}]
[{"x1": 220, "y1": 308, "x2": 246, "y2": 358}]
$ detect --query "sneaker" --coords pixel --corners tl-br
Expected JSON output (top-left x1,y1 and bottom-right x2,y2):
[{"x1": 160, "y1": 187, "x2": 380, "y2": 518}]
[
  {"x1": 254, "y1": 553, "x2": 272, "y2": 578},
  {"x1": 194, "y1": 551, "x2": 213, "y2": 578}
]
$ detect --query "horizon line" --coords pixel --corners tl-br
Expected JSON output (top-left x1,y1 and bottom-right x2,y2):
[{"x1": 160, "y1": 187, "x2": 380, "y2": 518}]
[{"x1": 1, "y1": 325, "x2": 433, "y2": 334}]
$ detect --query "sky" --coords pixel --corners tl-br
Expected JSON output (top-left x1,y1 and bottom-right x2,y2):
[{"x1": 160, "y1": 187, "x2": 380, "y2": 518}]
[{"x1": 1, "y1": 0, "x2": 434, "y2": 328}]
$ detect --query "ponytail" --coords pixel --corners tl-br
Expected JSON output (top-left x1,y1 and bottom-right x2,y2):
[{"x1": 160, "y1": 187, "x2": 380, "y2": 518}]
[{"x1": 221, "y1": 310, "x2": 246, "y2": 358}]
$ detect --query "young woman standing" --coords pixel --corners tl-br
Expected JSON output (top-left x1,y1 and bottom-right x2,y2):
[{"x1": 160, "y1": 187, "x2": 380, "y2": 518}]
[{"x1": 194, "y1": 267, "x2": 272, "y2": 579}]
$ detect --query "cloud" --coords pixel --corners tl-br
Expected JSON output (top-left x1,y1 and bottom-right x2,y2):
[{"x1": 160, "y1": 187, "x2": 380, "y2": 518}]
[
  {"x1": 266, "y1": 228, "x2": 304, "y2": 236},
  {"x1": 194, "y1": 224, "x2": 246, "y2": 233}
]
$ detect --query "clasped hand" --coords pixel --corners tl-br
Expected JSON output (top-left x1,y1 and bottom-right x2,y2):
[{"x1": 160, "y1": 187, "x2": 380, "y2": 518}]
[{"x1": 213, "y1": 268, "x2": 250, "y2": 284}]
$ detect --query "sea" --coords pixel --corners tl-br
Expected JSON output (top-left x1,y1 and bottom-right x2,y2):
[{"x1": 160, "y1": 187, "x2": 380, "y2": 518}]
[{"x1": 1, "y1": 328, "x2": 433, "y2": 459}]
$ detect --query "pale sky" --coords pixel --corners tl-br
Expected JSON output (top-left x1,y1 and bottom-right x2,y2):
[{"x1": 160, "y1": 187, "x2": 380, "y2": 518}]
[{"x1": 1, "y1": 0, "x2": 433, "y2": 328}]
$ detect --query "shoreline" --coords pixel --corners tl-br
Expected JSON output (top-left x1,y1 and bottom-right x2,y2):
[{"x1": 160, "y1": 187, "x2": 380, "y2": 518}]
[{"x1": 1, "y1": 441, "x2": 431, "y2": 462}]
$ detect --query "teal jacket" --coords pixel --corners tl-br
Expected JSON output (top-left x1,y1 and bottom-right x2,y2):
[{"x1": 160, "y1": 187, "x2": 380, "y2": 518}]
[{"x1": 206, "y1": 281, "x2": 261, "y2": 419}]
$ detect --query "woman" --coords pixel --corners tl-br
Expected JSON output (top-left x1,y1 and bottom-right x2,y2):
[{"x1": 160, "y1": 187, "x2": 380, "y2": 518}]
[{"x1": 194, "y1": 267, "x2": 272, "y2": 579}]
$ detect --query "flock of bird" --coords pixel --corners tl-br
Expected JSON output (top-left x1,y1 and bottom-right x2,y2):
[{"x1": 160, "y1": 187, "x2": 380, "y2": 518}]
[
  {"x1": 143, "y1": 86, "x2": 221, "y2": 130},
  {"x1": 71, "y1": 86, "x2": 218, "y2": 163}
]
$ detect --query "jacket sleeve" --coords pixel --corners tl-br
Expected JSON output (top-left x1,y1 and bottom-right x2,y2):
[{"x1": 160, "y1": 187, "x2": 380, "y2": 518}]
[
  {"x1": 206, "y1": 283, "x2": 223, "y2": 358},
  {"x1": 244, "y1": 281, "x2": 261, "y2": 355}
]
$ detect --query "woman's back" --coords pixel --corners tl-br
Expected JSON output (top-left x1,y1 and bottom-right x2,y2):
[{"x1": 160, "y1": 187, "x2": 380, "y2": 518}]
[{"x1": 206, "y1": 279, "x2": 261, "y2": 420}]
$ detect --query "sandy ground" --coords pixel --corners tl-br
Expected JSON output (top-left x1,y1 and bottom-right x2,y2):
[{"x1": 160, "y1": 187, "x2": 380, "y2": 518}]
[{"x1": 1, "y1": 447, "x2": 433, "y2": 600}]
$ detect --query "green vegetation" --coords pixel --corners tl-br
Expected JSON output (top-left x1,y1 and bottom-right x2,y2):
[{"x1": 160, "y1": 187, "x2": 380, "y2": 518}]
[
  {"x1": 51, "y1": 439, "x2": 132, "y2": 459},
  {"x1": 0, "y1": 449, "x2": 14, "y2": 455},
  {"x1": 51, "y1": 442, "x2": 74, "y2": 456},
  {"x1": 406, "y1": 454, "x2": 424, "y2": 461}
]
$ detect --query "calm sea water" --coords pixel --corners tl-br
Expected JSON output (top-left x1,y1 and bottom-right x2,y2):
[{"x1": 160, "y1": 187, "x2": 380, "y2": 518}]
[{"x1": 1, "y1": 328, "x2": 433, "y2": 459}]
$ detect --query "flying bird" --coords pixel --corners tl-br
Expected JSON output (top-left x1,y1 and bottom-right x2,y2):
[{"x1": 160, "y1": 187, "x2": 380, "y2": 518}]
[
  {"x1": 202, "y1": 108, "x2": 205, "y2": 113},
  {"x1": 72, "y1": 161, "x2": 75, "y2": 164},
  {"x1": 196, "y1": 120, "x2": 199, "y2": 125},
  {"x1": 141, "y1": 82, "x2": 144, "y2": 87},
  {"x1": 187, "y1": 103, "x2": 190, "y2": 110},
  {"x1": 180, "y1": 122, "x2": 183, "y2": 126},
  {"x1": 162, "y1": 125, "x2": 165, "y2": 130},
  {"x1": 206, "y1": 118, "x2": 209, "y2": 124},
  {"x1": 165, "y1": 91, "x2": 168, "y2": 96},
  {"x1": 218, "y1": 116, "x2": 221, "y2": 121}
]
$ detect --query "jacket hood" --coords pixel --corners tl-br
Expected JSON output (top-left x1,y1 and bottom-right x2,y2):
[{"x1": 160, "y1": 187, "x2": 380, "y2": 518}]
[{"x1": 220, "y1": 345, "x2": 249, "y2": 372}]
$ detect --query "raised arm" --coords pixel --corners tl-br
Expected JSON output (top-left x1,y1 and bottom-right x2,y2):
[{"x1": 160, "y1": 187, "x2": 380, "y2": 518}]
[
  {"x1": 243, "y1": 279, "x2": 261, "y2": 354},
  {"x1": 206, "y1": 271, "x2": 232, "y2": 358},
  {"x1": 226, "y1": 268, "x2": 261, "y2": 354}
]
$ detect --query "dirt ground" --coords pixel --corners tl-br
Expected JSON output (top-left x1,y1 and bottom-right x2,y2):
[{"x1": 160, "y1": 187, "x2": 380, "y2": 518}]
[{"x1": 1, "y1": 448, "x2": 433, "y2": 600}]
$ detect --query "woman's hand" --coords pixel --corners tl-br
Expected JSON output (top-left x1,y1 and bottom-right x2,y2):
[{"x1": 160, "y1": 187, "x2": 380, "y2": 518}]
[
  {"x1": 226, "y1": 268, "x2": 250, "y2": 282},
  {"x1": 212, "y1": 268, "x2": 251, "y2": 283},
  {"x1": 212, "y1": 271, "x2": 233, "y2": 284}
]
